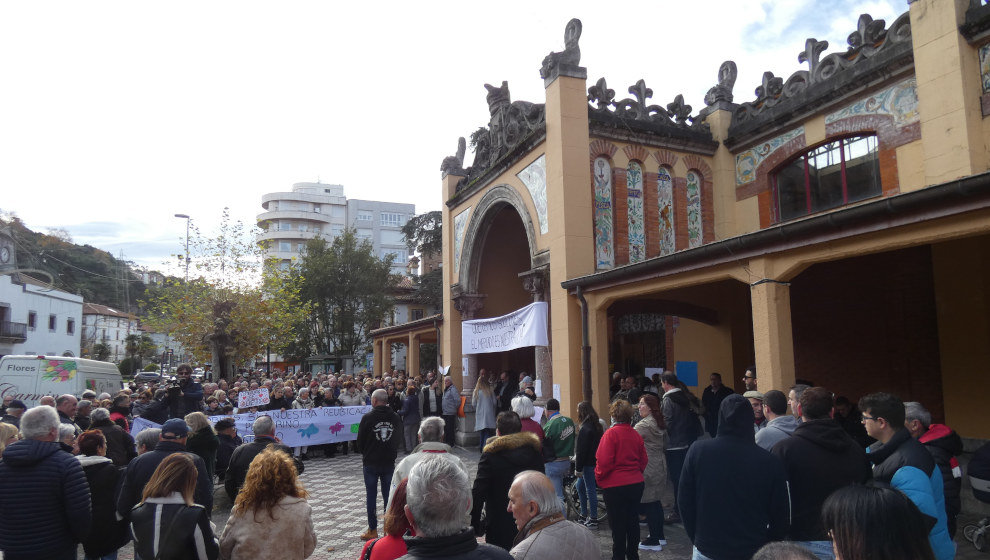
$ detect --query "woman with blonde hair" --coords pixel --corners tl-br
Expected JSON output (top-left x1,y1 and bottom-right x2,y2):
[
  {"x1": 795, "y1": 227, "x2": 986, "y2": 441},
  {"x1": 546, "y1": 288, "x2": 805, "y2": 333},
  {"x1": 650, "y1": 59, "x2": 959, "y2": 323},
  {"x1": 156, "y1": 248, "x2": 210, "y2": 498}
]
[
  {"x1": 472, "y1": 374, "x2": 496, "y2": 451},
  {"x1": 185, "y1": 411, "x2": 219, "y2": 480},
  {"x1": 219, "y1": 447, "x2": 316, "y2": 559},
  {"x1": 130, "y1": 453, "x2": 219, "y2": 560},
  {"x1": 0, "y1": 422, "x2": 18, "y2": 457}
]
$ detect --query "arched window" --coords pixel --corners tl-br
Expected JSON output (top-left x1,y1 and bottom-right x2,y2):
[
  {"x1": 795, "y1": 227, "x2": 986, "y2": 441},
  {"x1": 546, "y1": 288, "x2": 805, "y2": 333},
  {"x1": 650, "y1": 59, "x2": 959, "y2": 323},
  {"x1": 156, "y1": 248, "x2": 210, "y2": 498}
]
[
  {"x1": 593, "y1": 157, "x2": 615, "y2": 269},
  {"x1": 686, "y1": 170, "x2": 703, "y2": 249},
  {"x1": 657, "y1": 166, "x2": 675, "y2": 256},
  {"x1": 627, "y1": 162, "x2": 645, "y2": 263},
  {"x1": 773, "y1": 135, "x2": 880, "y2": 222}
]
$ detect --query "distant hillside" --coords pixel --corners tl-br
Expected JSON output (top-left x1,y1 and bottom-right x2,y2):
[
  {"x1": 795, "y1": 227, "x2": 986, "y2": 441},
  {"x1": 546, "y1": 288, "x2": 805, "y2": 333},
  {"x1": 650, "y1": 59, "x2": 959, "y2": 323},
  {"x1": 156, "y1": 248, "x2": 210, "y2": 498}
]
[{"x1": 2, "y1": 215, "x2": 161, "y2": 313}]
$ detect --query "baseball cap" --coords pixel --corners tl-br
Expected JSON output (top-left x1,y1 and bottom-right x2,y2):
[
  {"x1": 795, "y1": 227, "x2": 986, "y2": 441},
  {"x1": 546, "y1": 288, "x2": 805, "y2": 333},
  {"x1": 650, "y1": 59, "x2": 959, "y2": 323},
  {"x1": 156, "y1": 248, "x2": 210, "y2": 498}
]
[
  {"x1": 161, "y1": 418, "x2": 189, "y2": 439},
  {"x1": 7, "y1": 400, "x2": 26, "y2": 410},
  {"x1": 743, "y1": 390, "x2": 765, "y2": 401}
]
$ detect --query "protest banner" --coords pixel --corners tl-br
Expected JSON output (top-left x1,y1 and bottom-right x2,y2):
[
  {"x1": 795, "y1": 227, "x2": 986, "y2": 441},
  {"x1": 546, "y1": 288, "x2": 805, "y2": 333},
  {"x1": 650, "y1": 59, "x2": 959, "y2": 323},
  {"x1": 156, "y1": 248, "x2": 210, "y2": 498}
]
[
  {"x1": 206, "y1": 406, "x2": 371, "y2": 446},
  {"x1": 238, "y1": 388, "x2": 271, "y2": 408},
  {"x1": 462, "y1": 301, "x2": 548, "y2": 355},
  {"x1": 130, "y1": 415, "x2": 162, "y2": 435}
]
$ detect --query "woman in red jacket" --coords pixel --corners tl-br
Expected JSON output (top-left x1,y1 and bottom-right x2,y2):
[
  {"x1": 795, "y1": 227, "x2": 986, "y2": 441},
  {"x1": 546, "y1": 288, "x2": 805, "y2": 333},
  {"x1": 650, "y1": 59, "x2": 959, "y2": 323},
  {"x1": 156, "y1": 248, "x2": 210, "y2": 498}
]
[{"x1": 596, "y1": 399, "x2": 648, "y2": 560}]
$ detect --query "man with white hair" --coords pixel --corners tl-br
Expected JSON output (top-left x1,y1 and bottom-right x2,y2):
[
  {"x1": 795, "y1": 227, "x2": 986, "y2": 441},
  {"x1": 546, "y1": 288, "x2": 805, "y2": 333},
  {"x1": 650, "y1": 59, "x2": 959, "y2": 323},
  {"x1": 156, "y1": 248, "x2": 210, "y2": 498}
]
[
  {"x1": 0, "y1": 405, "x2": 92, "y2": 559},
  {"x1": 356, "y1": 388, "x2": 401, "y2": 540},
  {"x1": 389, "y1": 416, "x2": 466, "y2": 502},
  {"x1": 507, "y1": 471, "x2": 596, "y2": 560},
  {"x1": 403, "y1": 454, "x2": 513, "y2": 560}
]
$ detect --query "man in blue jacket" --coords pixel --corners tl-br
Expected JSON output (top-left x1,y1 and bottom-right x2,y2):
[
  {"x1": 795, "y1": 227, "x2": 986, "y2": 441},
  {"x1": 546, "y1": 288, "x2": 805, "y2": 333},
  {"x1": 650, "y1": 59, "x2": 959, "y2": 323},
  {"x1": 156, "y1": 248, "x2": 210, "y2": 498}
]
[
  {"x1": 0, "y1": 405, "x2": 92, "y2": 560},
  {"x1": 860, "y1": 392, "x2": 955, "y2": 560}
]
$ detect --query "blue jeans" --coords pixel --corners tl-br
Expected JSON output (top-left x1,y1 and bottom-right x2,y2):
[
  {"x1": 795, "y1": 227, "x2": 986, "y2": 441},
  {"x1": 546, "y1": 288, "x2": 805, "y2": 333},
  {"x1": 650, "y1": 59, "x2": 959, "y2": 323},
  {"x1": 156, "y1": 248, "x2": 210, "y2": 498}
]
[
  {"x1": 544, "y1": 460, "x2": 570, "y2": 512},
  {"x1": 794, "y1": 541, "x2": 835, "y2": 560},
  {"x1": 478, "y1": 428, "x2": 493, "y2": 451},
  {"x1": 575, "y1": 465, "x2": 598, "y2": 518},
  {"x1": 363, "y1": 464, "x2": 394, "y2": 530}
]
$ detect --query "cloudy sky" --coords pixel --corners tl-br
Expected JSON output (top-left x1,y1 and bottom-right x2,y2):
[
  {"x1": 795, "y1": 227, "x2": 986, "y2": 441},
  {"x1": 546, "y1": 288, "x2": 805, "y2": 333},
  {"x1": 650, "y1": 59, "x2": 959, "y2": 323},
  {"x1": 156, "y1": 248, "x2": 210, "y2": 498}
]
[{"x1": 0, "y1": 0, "x2": 904, "y2": 272}]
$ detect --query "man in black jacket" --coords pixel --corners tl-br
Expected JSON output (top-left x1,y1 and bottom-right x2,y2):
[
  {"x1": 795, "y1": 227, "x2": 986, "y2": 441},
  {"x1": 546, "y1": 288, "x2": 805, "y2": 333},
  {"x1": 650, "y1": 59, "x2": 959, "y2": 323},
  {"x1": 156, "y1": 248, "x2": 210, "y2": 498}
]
[
  {"x1": 215, "y1": 417, "x2": 242, "y2": 483},
  {"x1": 162, "y1": 363, "x2": 205, "y2": 419},
  {"x1": 0, "y1": 405, "x2": 91, "y2": 560},
  {"x1": 117, "y1": 418, "x2": 214, "y2": 520},
  {"x1": 356, "y1": 388, "x2": 401, "y2": 541},
  {"x1": 470, "y1": 411, "x2": 545, "y2": 551},
  {"x1": 679, "y1": 394, "x2": 789, "y2": 560},
  {"x1": 224, "y1": 415, "x2": 300, "y2": 500},
  {"x1": 772, "y1": 387, "x2": 871, "y2": 557}
]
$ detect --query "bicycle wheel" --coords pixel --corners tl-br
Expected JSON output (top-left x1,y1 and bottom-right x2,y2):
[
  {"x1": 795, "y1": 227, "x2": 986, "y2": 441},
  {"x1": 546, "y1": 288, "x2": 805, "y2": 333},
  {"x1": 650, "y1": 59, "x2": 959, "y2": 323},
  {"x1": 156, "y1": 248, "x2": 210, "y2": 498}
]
[
  {"x1": 564, "y1": 480, "x2": 580, "y2": 520},
  {"x1": 594, "y1": 490, "x2": 608, "y2": 522},
  {"x1": 965, "y1": 524, "x2": 978, "y2": 543}
]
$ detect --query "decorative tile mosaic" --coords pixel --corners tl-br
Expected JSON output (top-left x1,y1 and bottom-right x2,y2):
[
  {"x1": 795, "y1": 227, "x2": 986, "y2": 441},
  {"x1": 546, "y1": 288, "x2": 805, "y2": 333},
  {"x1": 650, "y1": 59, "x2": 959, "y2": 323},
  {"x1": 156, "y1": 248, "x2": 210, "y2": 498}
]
[
  {"x1": 517, "y1": 154, "x2": 548, "y2": 235},
  {"x1": 825, "y1": 77, "x2": 919, "y2": 128},
  {"x1": 453, "y1": 206, "x2": 471, "y2": 280},
  {"x1": 982, "y1": 44, "x2": 990, "y2": 93},
  {"x1": 593, "y1": 157, "x2": 615, "y2": 269},
  {"x1": 686, "y1": 171, "x2": 702, "y2": 249},
  {"x1": 735, "y1": 126, "x2": 804, "y2": 185},
  {"x1": 627, "y1": 161, "x2": 645, "y2": 263},
  {"x1": 657, "y1": 167, "x2": 675, "y2": 256}
]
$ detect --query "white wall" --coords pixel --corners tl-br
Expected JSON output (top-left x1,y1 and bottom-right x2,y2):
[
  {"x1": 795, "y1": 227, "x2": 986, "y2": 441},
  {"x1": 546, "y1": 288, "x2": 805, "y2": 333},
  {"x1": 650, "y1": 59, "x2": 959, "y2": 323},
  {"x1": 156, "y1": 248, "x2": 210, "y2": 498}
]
[{"x1": 0, "y1": 274, "x2": 82, "y2": 357}]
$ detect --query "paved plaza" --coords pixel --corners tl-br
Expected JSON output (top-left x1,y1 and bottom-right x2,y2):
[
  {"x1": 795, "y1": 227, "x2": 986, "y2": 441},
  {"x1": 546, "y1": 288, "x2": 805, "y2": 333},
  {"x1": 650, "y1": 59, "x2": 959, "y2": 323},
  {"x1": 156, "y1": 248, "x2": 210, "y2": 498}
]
[{"x1": 52, "y1": 445, "x2": 990, "y2": 559}]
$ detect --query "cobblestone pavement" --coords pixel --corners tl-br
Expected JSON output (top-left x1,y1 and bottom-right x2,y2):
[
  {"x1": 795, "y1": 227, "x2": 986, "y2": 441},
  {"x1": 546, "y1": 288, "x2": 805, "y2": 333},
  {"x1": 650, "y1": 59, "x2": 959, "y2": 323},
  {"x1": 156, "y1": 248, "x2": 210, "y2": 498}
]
[{"x1": 88, "y1": 447, "x2": 990, "y2": 559}]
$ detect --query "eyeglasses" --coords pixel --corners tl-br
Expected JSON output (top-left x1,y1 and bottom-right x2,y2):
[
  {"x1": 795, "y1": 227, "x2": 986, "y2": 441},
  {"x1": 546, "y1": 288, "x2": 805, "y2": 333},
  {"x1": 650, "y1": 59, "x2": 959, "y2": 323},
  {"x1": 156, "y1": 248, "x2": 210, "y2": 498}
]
[
  {"x1": 861, "y1": 415, "x2": 881, "y2": 423},
  {"x1": 743, "y1": 375, "x2": 755, "y2": 380}
]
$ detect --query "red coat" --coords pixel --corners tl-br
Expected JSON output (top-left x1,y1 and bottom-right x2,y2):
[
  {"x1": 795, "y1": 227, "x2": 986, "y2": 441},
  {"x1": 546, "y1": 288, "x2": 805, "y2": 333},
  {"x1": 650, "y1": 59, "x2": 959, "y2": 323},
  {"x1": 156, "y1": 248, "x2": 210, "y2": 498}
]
[{"x1": 594, "y1": 422, "x2": 647, "y2": 488}]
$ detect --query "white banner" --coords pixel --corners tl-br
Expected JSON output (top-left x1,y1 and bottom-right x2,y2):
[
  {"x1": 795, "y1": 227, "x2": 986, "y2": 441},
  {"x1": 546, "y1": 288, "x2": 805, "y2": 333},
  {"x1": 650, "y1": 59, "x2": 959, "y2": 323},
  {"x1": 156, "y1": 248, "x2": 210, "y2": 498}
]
[
  {"x1": 238, "y1": 388, "x2": 271, "y2": 408},
  {"x1": 129, "y1": 406, "x2": 372, "y2": 447},
  {"x1": 461, "y1": 301, "x2": 548, "y2": 355}
]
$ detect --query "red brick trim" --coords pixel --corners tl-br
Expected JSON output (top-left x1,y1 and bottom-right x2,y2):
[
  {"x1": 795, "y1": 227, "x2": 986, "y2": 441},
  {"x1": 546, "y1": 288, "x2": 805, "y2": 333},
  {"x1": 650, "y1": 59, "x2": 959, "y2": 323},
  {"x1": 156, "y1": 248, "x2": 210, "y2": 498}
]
[
  {"x1": 614, "y1": 168, "x2": 629, "y2": 266},
  {"x1": 735, "y1": 134, "x2": 807, "y2": 202},
  {"x1": 652, "y1": 149, "x2": 679, "y2": 169},
  {"x1": 824, "y1": 114, "x2": 920, "y2": 151},
  {"x1": 590, "y1": 139, "x2": 619, "y2": 160},
  {"x1": 623, "y1": 145, "x2": 650, "y2": 166},
  {"x1": 878, "y1": 148, "x2": 900, "y2": 196},
  {"x1": 681, "y1": 155, "x2": 712, "y2": 179}
]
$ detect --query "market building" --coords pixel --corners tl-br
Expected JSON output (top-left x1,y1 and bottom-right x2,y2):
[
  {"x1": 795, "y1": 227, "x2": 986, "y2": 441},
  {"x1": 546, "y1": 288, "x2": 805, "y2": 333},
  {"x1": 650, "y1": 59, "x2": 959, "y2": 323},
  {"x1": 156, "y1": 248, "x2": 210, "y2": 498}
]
[{"x1": 440, "y1": 0, "x2": 990, "y2": 439}]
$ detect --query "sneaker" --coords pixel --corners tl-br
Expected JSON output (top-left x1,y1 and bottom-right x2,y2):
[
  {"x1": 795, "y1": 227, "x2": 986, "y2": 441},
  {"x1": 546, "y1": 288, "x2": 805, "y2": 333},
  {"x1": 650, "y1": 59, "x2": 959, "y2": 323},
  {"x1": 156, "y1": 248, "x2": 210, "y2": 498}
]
[
  {"x1": 658, "y1": 539, "x2": 668, "y2": 546},
  {"x1": 583, "y1": 519, "x2": 598, "y2": 529},
  {"x1": 359, "y1": 528, "x2": 378, "y2": 541},
  {"x1": 639, "y1": 539, "x2": 663, "y2": 551}
]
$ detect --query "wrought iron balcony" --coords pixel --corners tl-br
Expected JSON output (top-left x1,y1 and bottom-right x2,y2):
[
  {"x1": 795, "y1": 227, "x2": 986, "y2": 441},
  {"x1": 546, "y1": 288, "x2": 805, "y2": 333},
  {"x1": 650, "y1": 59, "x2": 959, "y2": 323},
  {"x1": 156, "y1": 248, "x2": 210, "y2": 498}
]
[{"x1": 0, "y1": 320, "x2": 27, "y2": 342}]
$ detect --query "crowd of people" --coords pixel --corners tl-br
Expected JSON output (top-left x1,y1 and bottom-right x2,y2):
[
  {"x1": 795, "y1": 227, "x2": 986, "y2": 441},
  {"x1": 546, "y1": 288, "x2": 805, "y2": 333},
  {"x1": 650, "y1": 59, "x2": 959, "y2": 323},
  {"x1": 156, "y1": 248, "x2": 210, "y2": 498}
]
[{"x1": 0, "y1": 361, "x2": 986, "y2": 560}]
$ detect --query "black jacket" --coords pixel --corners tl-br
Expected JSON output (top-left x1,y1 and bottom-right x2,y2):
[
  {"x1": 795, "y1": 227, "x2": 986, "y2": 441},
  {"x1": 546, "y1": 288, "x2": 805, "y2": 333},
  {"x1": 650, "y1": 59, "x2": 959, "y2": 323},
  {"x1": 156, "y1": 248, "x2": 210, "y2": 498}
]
[
  {"x1": 139, "y1": 398, "x2": 170, "y2": 424},
  {"x1": 92, "y1": 417, "x2": 138, "y2": 467},
  {"x1": 116, "y1": 440, "x2": 213, "y2": 520},
  {"x1": 187, "y1": 427, "x2": 220, "y2": 481},
  {"x1": 470, "y1": 431, "x2": 545, "y2": 551},
  {"x1": 356, "y1": 404, "x2": 401, "y2": 468},
  {"x1": 679, "y1": 394, "x2": 789, "y2": 560},
  {"x1": 163, "y1": 380, "x2": 205, "y2": 419},
  {"x1": 78, "y1": 455, "x2": 131, "y2": 556},
  {"x1": 771, "y1": 418, "x2": 872, "y2": 540},
  {"x1": 216, "y1": 433, "x2": 242, "y2": 481},
  {"x1": 920, "y1": 424, "x2": 964, "y2": 526},
  {"x1": 422, "y1": 387, "x2": 442, "y2": 417},
  {"x1": 0, "y1": 413, "x2": 19, "y2": 427},
  {"x1": 574, "y1": 420, "x2": 602, "y2": 471},
  {"x1": 662, "y1": 388, "x2": 702, "y2": 448},
  {"x1": 701, "y1": 385, "x2": 733, "y2": 437},
  {"x1": 130, "y1": 497, "x2": 219, "y2": 560},
  {"x1": 403, "y1": 528, "x2": 513, "y2": 560},
  {"x1": 0, "y1": 439, "x2": 92, "y2": 559},
  {"x1": 265, "y1": 396, "x2": 291, "y2": 411},
  {"x1": 224, "y1": 436, "x2": 301, "y2": 501}
]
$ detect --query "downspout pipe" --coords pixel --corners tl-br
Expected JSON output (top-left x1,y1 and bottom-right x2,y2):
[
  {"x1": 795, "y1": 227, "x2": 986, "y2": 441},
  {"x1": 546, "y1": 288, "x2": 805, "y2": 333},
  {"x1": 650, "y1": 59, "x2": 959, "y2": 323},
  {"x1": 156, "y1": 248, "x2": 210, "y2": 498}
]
[{"x1": 576, "y1": 286, "x2": 592, "y2": 401}]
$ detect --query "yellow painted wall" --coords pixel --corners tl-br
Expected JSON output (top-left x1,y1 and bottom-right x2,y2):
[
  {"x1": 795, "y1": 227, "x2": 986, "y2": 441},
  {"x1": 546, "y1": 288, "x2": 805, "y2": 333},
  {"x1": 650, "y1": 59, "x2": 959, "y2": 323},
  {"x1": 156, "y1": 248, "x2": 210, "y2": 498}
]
[
  {"x1": 932, "y1": 235, "x2": 990, "y2": 438},
  {"x1": 672, "y1": 318, "x2": 734, "y2": 397}
]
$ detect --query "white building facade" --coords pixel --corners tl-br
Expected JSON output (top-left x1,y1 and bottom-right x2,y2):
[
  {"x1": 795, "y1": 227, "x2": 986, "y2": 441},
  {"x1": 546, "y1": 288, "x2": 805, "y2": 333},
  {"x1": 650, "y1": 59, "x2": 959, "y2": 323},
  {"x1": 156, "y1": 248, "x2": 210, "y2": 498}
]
[
  {"x1": 0, "y1": 273, "x2": 83, "y2": 358},
  {"x1": 257, "y1": 182, "x2": 415, "y2": 275},
  {"x1": 82, "y1": 303, "x2": 140, "y2": 362}
]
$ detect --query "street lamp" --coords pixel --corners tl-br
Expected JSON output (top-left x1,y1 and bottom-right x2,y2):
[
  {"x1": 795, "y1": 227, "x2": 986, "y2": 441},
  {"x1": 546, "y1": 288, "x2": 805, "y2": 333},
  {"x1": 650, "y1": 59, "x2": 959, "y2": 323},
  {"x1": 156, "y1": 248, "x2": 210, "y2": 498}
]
[{"x1": 174, "y1": 213, "x2": 190, "y2": 281}]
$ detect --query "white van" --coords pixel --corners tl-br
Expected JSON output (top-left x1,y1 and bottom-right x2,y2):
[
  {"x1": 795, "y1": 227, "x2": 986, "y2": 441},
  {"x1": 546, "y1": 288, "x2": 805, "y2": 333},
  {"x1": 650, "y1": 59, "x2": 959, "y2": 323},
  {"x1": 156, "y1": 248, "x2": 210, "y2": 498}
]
[{"x1": 0, "y1": 355, "x2": 123, "y2": 406}]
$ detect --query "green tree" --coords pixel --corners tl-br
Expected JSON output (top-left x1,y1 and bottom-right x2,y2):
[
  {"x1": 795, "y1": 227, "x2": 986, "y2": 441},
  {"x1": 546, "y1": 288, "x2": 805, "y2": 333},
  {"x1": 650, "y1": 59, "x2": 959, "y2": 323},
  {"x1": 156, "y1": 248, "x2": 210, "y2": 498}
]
[
  {"x1": 143, "y1": 209, "x2": 305, "y2": 379},
  {"x1": 296, "y1": 230, "x2": 398, "y2": 361},
  {"x1": 91, "y1": 342, "x2": 111, "y2": 362},
  {"x1": 402, "y1": 210, "x2": 443, "y2": 312},
  {"x1": 124, "y1": 334, "x2": 142, "y2": 370}
]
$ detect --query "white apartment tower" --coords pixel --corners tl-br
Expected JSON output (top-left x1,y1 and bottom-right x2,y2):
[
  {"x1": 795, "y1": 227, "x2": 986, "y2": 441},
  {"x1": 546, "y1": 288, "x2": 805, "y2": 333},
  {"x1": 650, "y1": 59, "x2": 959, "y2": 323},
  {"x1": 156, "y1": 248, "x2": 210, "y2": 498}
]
[{"x1": 257, "y1": 182, "x2": 415, "y2": 275}]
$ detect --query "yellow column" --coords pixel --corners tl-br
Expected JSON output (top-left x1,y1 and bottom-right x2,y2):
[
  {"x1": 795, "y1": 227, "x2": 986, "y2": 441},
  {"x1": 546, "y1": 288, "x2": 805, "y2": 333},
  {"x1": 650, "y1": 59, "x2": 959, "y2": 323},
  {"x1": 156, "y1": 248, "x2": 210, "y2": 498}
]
[
  {"x1": 372, "y1": 338, "x2": 382, "y2": 376},
  {"x1": 441, "y1": 171, "x2": 467, "y2": 393},
  {"x1": 911, "y1": 0, "x2": 989, "y2": 185},
  {"x1": 544, "y1": 69, "x2": 593, "y2": 416},
  {"x1": 408, "y1": 332, "x2": 420, "y2": 377},
  {"x1": 749, "y1": 278, "x2": 796, "y2": 393}
]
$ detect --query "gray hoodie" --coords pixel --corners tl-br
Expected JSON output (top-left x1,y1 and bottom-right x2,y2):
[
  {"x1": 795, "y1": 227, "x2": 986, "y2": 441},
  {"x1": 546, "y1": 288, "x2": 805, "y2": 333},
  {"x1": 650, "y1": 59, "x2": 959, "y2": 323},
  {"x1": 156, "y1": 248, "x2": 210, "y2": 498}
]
[{"x1": 754, "y1": 414, "x2": 801, "y2": 451}]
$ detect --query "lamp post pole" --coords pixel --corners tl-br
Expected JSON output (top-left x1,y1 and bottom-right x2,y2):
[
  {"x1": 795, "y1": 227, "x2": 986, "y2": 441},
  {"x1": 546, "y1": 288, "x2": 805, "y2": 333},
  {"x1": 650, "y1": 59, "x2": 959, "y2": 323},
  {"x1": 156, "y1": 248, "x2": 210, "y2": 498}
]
[{"x1": 174, "y1": 214, "x2": 190, "y2": 281}]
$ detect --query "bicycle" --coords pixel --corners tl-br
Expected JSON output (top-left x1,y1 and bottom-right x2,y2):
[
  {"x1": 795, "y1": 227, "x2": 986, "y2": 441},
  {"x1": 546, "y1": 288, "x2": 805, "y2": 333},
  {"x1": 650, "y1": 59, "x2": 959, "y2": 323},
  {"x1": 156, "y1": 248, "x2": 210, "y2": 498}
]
[{"x1": 563, "y1": 467, "x2": 607, "y2": 523}]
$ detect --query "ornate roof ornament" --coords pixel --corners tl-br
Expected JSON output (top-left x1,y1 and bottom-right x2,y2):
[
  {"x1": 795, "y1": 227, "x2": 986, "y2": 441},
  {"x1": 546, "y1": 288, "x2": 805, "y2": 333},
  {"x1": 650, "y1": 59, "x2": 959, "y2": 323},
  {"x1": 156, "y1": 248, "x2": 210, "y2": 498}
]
[
  {"x1": 441, "y1": 137, "x2": 467, "y2": 177},
  {"x1": 541, "y1": 18, "x2": 584, "y2": 81},
  {"x1": 733, "y1": 11, "x2": 912, "y2": 127},
  {"x1": 704, "y1": 61, "x2": 738, "y2": 106},
  {"x1": 588, "y1": 77, "x2": 615, "y2": 113},
  {"x1": 667, "y1": 95, "x2": 692, "y2": 125},
  {"x1": 613, "y1": 79, "x2": 672, "y2": 123}
]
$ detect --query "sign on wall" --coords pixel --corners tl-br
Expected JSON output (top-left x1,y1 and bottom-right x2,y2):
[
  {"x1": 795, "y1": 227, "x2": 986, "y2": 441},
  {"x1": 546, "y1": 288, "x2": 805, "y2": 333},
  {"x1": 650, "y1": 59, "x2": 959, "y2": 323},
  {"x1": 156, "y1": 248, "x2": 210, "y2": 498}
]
[{"x1": 461, "y1": 302, "x2": 548, "y2": 355}]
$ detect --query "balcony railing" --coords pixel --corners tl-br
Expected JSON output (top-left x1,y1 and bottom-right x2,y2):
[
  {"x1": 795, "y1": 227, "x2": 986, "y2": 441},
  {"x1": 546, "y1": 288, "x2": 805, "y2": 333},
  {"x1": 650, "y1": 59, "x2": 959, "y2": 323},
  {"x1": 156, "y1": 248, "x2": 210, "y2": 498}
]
[{"x1": 0, "y1": 321, "x2": 28, "y2": 341}]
